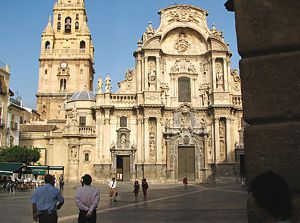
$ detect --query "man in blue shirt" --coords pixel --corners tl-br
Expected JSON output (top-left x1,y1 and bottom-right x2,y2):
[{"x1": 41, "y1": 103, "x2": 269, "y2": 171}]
[{"x1": 31, "y1": 174, "x2": 64, "y2": 223}]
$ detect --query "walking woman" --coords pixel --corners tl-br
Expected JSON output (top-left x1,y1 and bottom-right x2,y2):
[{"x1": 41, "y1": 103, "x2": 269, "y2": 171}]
[
  {"x1": 141, "y1": 178, "x2": 149, "y2": 200},
  {"x1": 133, "y1": 180, "x2": 140, "y2": 201}
]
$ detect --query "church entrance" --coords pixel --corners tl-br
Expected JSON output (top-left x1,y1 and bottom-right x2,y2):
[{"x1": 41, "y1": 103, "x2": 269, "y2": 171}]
[
  {"x1": 116, "y1": 155, "x2": 130, "y2": 181},
  {"x1": 178, "y1": 146, "x2": 195, "y2": 181}
]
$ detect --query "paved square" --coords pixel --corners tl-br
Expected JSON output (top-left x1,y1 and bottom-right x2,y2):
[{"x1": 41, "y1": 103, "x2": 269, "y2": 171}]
[{"x1": 0, "y1": 183, "x2": 247, "y2": 223}]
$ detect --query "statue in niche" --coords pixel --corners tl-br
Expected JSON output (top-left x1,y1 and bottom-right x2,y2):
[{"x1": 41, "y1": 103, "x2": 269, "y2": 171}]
[
  {"x1": 70, "y1": 147, "x2": 78, "y2": 159},
  {"x1": 148, "y1": 69, "x2": 156, "y2": 83},
  {"x1": 105, "y1": 75, "x2": 112, "y2": 93},
  {"x1": 201, "y1": 89, "x2": 209, "y2": 106},
  {"x1": 219, "y1": 121, "x2": 225, "y2": 138},
  {"x1": 216, "y1": 63, "x2": 224, "y2": 90},
  {"x1": 120, "y1": 133, "x2": 126, "y2": 149}
]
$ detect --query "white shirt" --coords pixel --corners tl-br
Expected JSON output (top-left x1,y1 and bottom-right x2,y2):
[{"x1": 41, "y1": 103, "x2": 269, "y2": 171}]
[
  {"x1": 75, "y1": 185, "x2": 100, "y2": 214},
  {"x1": 108, "y1": 180, "x2": 117, "y2": 189}
]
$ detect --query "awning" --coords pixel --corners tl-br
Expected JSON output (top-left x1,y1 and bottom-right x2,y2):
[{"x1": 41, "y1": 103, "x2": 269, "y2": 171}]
[
  {"x1": 49, "y1": 166, "x2": 64, "y2": 171},
  {"x1": 28, "y1": 165, "x2": 64, "y2": 175},
  {"x1": 28, "y1": 166, "x2": 48, "y2": 175},
  {"x1": 0, "y1": 162, "x2": 23, "y2": 173}
]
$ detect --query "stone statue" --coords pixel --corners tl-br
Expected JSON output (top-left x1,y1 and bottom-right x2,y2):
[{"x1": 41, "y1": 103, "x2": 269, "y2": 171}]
[
  {"x1": 148, "y1": 69, "x2": 156, "y2": 83},
  {"x1": 97, "y1": 76, "x2": 103, "y2": 93},
  {"x1": 120, "y1": 133, "x2": 126, "y2": 149},
  {"x1": 105, "y1": 74, "x2": 112, "y2": 93}
]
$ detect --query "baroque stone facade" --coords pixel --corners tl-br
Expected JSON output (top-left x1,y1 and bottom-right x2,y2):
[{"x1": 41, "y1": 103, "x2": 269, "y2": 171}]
[{"x1": 20, "y1": 2, "x2": 243, "y2": 183}]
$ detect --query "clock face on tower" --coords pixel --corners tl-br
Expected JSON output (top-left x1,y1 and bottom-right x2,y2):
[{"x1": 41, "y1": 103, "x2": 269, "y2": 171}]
[{"x1": 60, "y1": 62, "x2": 67, "y2": 69}]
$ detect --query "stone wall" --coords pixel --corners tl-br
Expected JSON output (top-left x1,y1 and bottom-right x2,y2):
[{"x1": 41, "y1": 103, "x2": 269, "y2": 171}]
[{"x1": 227, "y1": 0, "x2": 300, "y2": 221}]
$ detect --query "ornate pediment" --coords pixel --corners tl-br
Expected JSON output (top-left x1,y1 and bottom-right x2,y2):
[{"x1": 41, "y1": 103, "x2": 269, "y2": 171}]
[{"x1": 167, "y1": 6, "x2": 204, "y2": 24}]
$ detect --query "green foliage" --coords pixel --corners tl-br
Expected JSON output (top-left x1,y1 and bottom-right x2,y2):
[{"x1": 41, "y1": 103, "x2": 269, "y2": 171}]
[{"x1": 0, "y1": 146, "x2": 41, "y2": 164}]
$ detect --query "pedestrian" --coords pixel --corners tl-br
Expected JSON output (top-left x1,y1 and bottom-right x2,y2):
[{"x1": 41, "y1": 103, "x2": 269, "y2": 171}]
[
  {"x1": 183, "y1": 176, "x2": 188, "y2": 189},
  {"x1": 133, "y1": 180, "x2": 140, "y2": 201},
  {"x1": 59, "y1": 174, "x2": 64, "y2": 191},
  {"x1": 108, "y1": 177, "x2": 117, "y2": 202},
  {"x1": 80, "y1": 176, "x2": 84, "y2": 187},
  {"x1": 75, "y1": 174, "x2": 100, "y2": 223},
  {"x1": 31, "y1": 174, "x2": 64, "y2": 223},
  {"x1": 141, "y1": 178, "x2": 149, "y2": 200}
]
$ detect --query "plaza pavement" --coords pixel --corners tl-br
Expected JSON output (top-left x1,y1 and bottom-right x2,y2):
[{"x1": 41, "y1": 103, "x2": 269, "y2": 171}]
[{"x1": 0, "y1": 182, "x2": 248, "y2": 223}]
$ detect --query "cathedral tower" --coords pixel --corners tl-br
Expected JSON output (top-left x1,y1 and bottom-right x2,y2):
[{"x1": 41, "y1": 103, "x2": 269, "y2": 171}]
[{"x1": 36, "y1": 0, "x2": 94, "y2": 120}]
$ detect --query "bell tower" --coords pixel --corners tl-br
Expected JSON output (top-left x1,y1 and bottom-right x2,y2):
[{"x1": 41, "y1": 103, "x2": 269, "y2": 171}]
[{"x1": 36, "y1": 0, "x2": 94, "y2": 120}]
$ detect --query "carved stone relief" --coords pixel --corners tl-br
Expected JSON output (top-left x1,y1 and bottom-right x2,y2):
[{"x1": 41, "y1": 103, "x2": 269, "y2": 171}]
[
  {"x1": 170, "y1": 59, "x2": 196, "y2": 73},
  {"x1": 167, "y1": 6, "x2": 203, "y2": 24},
  {"x1": 160, "y1": 82, "x2": 169, "y2": 104},
  {"x1": 148, "y1": 118, "x2": 157, "y2": 160},
  {"x1": 174, "y1": 33, "x2": 190, "y2": 53},
  {"x1": 219, "y1": 119, "x2": 226, "y2": 160},
  {"x1": 230, "y1": 69, "x2": 241, "y2": 92}
]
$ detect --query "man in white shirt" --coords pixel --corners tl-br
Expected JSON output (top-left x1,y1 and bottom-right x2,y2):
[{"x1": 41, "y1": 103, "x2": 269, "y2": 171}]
[
  {"x1": 75, "y1": 174, "x2": 100, "y2": 223},
  {"x1": 108, "y1": 177, "x2": 117, "y2": 202}
]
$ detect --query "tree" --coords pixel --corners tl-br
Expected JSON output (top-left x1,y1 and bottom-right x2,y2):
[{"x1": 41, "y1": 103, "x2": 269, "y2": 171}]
[{"x1": 0, "y1": 146, "x2": 41, "y2": 164}]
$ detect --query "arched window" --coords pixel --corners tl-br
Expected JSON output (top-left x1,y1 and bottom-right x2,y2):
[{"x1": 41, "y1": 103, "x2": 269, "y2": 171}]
[
  {"x1": 80, "y1": 41, "x2": 86, "y2": 49},
  {"x1": 57, "y1": 22, "x2": 61, "y2": 30},
  {"x1": 75, "y1": 22, "x2": 79, "y2": 30},
  {"x1": 45, "y1": 41, "x2": 50, "y2": 49},
  {"x1": 76, "y1": 14, "x2": 79, "y2": 20},
  {"x1": 65, "y1": 17, "x2": 72, "y2": 33},
  {"x1": 60, "y1": 79, "x2": 67, "y2": 90},
  {"x1": 178, "y1": 77, "x2": 191, "y2": 102},
  {"x1": 84, "y1": 153, "x2": 89, "y2": 162},
  {"x1": 58, "y1": 14, "x2": 61, "y2": 20},
  {"x1": 120, "y1": 116, "x2": 127, "y2": 127}
]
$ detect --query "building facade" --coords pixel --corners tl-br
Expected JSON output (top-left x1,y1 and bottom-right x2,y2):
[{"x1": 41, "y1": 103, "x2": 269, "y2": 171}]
[
  {"x1": 0, "y1": 62, "x2": 11, "y2": 148},
  {"x1": 20, "y1": 1, "x2": 243, "y2": 183}
]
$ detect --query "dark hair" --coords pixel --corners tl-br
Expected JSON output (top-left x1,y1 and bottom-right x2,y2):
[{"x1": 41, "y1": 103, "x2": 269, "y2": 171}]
[
  {"x1": 82, "y1": 174, "x2": 92, "y2": 185},
  {"x1": 44, "y1": 174, "x2": 54, "y2": 184},
  {"x1": 250, "y1": 171, "x2": 293, "y2": 220}
]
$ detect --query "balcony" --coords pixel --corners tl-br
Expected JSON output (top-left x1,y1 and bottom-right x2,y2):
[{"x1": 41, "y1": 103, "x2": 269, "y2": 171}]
[{"x1": 79, "y1": 126, "x2": 95, "y2": 136}]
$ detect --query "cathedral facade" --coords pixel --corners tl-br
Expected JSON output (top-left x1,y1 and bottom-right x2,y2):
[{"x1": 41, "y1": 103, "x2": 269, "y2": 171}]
[{"x1": 20, "y1": 0, "x2": 243, "y2": 183}]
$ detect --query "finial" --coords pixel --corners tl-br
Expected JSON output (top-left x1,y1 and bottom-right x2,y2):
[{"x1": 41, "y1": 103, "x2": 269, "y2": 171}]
[{"x1": 212, "y1": 23, "x2": 216, "y2": 30}]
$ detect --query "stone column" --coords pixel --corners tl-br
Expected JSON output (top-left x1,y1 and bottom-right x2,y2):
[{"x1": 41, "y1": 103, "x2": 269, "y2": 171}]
[
  {"x1": 144, "y1": 56, "x2": 148, "y2": 90},
  {"x1": 225, "y1": 118, "x2": 232, "y2": 162},
  {"x1": 141, "y1": 57, "x2": 145, "y2": 92},
  {"x1": 156, "y1": 117, "x2": 163, "y2": 164},
  {"x1": 214, "y1": 118, "x2": 220, "y2": 163},
  {"x1": 136, "y1": 56, "x2": 142, "y2": 92},
  {"x1": 156, "y1": 56, "x2": 160, "y2": 89},
  {"x1": 136, "y1": 117, "x2": 143, "y2": 163},
  {"x1": 227, "y1": 0, "x2": 300, "y2": 221},
  {"x1": 212, "y1": 58, "x2": 217, "y2": 91},
  {"x1": 104, "y1": 108, "x2": 111, "y2": 162},
  {"x1": 143, "y1": 117, "x2": 149, "y2": 163},
  {"x1": 223, "y1": 59, "x2": 229, "y2": 91},
  {"x1": 203, "y1": 135, "x2": 209, "y2": 169}
]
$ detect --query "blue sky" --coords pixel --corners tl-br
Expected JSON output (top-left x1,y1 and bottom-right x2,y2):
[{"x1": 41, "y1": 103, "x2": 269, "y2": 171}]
[{"x1": 0, "y1": 0, "x2": 239, "y2": 109}]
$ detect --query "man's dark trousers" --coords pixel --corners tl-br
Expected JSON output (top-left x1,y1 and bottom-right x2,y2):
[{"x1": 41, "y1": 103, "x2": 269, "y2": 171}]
[
  {"x1": 78, "y1": 210, "x2": 96, "y2": 223},
  {"x1": 39, "y1": 211, "x2": 58, "y2": 223}
]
